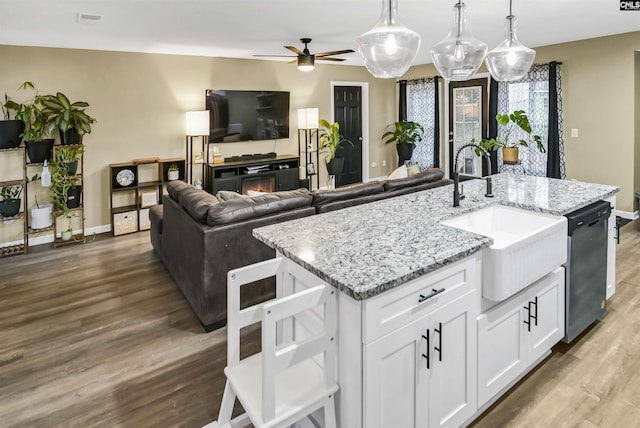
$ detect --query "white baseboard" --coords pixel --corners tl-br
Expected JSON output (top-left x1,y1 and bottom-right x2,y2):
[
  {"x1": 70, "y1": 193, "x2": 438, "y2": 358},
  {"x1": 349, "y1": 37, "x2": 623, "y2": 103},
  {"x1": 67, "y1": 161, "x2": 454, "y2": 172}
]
[
  {"x1": 613, "y1": 209, "x2": 639, "y2": 221},
  {"x1": 1, "y1": 224, "x2": 113, "y2": 249}
]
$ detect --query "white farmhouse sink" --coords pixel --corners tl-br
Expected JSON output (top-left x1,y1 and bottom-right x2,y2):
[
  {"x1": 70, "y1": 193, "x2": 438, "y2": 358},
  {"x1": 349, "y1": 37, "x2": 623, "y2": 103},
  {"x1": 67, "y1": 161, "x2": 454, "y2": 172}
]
[{"x1": 441, "y1": 205, "x2": 567, "y2": 301}]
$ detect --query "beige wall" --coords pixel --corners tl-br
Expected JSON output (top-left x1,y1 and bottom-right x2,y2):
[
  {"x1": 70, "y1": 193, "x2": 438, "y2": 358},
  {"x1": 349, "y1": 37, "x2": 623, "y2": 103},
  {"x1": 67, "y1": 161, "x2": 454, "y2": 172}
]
[{"x1": 0, "y1": 45, "x2": 396, "y2": 244}]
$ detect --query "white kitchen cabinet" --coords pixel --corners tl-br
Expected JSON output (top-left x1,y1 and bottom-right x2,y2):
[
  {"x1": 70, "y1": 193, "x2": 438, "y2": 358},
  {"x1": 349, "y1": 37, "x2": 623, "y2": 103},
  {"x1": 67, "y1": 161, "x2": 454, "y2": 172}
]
[
  {"x1": 605, "y1": 195, "x2": 617, "y2": 299},
  {"x1": 477, "y1": 268, "x2": 565, "y2": 407},
  {"x1": 363, "y1": 256, "x2": 480, "y2": 428}
]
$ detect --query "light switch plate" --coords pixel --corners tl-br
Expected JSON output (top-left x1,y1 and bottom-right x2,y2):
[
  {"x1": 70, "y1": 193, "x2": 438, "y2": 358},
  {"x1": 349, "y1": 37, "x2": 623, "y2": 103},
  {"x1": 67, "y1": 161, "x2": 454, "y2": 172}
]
[{"x1": 571, "y1": 128, "x2": 579, "y2": 138}]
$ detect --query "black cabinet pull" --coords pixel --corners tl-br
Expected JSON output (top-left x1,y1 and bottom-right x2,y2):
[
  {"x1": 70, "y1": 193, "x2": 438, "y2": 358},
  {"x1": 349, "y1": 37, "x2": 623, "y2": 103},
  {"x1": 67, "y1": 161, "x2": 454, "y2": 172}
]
[
  {"x1": 421, "y1": 330, "x2": 430, "y2": 370},
  {"x1": 434, "y1": 322, "x2": 443, "y2": 362},
  {"x1": 530, "y1": 296, "x2": 538, "y2": 327},
  {"x1": 523, "y1": 303, "x2": 531, "y2": 332},
  {"x1": 419, "y1": 288, "x2": 445, "y2": 303}
]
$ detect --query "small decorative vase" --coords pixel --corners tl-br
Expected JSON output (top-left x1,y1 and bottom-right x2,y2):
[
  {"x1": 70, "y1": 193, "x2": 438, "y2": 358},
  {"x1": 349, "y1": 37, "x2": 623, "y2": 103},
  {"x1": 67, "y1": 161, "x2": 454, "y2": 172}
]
[
  {"x1": 168, "y1": 170, "x2": 179, "y2": 181},
  {"x1": 396, "y1": 143, "x2": 414, "y2": 166},
  {"x1": 502, "y1": 147, "x2": 519, "y2": 164}
]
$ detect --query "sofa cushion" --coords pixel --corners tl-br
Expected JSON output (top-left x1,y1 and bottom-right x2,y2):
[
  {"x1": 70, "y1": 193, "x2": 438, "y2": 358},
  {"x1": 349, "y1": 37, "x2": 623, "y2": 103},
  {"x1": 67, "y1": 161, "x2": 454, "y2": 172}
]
[
  {"x1": 312, "y1": 181, "x2": 384, "y2": 206},
  {"x1": 216, "y1": 190, "x2": 246, "y2": 201},
  {"x1": 387, "y1": 164, "x2": 408, "y2": 180},
  {"x1": 206, "y1": 188, "x2": 313, "y2": 226},
  {"x1": 383, "y1": 168, "x2": 445, "y2": 192},
  {"x1": 167, "y1": 180, "x2": 220, "y2": 223},
  {"x1": 149, "y1": 205, "x2": 164, "y2": 234}
]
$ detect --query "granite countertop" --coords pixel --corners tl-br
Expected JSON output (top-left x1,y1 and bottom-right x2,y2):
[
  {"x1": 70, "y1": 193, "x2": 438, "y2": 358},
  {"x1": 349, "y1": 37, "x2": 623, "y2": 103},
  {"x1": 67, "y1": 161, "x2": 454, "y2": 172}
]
[{"x1": 253, "y1": 173, "x2": 619, "y2": 300}]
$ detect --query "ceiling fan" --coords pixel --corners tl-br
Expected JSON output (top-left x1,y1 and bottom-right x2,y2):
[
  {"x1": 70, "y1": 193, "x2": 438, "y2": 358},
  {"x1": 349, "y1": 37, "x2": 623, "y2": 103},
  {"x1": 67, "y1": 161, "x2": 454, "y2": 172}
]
[{"x1": 253, "y1": 38, "x2": 354, "y2": 72}]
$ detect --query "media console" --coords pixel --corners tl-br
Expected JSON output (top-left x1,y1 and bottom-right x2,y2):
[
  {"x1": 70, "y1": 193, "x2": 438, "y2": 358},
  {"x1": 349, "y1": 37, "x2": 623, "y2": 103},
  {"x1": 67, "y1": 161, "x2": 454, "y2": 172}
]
[{"x1": 206, "y1": 154, "x2": 300, "y2": 195}]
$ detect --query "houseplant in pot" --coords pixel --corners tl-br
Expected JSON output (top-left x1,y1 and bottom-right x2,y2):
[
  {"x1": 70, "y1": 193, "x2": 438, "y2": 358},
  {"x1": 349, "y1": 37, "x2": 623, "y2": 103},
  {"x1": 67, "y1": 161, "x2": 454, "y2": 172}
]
[
  {"x1": 479, "y1": 110, "x2": 545, "y2": 164},
  {"x1": 49, "y1": 159, "x2": 78, "y2": 240},
  {"x1": 0, "y1": 184, "x2": 23, "y2": 217},
  {"x1": 8, "y1": 82, "x2": 53, "y2": 163},
  {"x1": 168, "y1": 163, "x2": 180, "y2": 181},
  {"x1": 42, "y1": 92, "x2": 95, "y2": 145},
  {"x1": 382, "y1": 121, "x2": 425, "y2": 167},
  {"x1": 0, "y1": 94, "x2": 25, "y2": 149},
  {"x1": 318, "y1": 119, "x2": 352, "y2": 176}
]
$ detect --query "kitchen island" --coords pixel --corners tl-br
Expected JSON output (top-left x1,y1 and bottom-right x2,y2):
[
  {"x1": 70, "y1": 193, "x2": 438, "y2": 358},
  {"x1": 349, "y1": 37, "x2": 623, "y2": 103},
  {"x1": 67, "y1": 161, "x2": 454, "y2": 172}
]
[{"x1": 253, "y1": 173, "x2": 619, "y2": 428}]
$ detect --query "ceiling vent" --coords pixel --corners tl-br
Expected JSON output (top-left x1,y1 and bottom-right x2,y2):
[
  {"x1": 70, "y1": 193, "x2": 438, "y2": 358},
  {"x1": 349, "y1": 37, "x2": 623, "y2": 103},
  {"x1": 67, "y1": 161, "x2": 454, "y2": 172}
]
[{"x1": 77, "y1": 13, "x2": 102, "y2": 24}]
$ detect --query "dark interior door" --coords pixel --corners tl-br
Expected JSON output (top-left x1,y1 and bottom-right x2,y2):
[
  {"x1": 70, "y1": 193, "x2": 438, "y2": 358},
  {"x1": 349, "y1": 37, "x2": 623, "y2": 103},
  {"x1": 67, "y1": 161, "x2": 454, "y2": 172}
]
[{"x1": 334, "y1": 86, "x2": 362, "y2": 187}]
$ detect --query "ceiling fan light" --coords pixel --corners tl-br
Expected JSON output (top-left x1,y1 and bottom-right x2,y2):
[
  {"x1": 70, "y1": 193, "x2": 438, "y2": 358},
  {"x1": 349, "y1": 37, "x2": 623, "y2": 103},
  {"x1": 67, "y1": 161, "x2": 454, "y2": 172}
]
[
  {"x1": 431, "y1": 1, "x2": 487, "y2": 81},
  {"x1": 357, "y1": 0, "x2": 421, "y2": 79},
  {"x1": 485, "y1": 15, "x2": 535, "y2": 81},
  {"x1": 297, "y1": 54, "x2": 315, "y2": 72}
]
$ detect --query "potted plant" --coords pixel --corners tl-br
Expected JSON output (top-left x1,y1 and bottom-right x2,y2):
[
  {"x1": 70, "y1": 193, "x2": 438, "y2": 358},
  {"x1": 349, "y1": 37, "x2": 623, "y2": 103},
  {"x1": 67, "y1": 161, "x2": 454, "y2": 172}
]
[
  {"x1": 318, "y1": 119, "x2": 352, "y2": 176},
  {"x1": 42, "y1": 92, "x2": 96, "y2": 145},
  {"x1": 50, "y1": 153, "x2": 81, "y2": 211},
  {"x1": 6, "y1": 82, "x2": 53, "y2": 163},
  {"x1": 0, "y1": 93, "x2": 26, "y2": 149},
  {"x1": 382, "y1": 121, "x2": 425, "y2": 167},
  {"x1": 168, "y1": 164, "x2": 180, "y2": 181},
  {"x1": 0, "y1": 183, "x2": 22, "y2": 217},
  {"x1": 479, "y1": 110, "x2": 545, "y2": 164},
  {"x1": 52, "y1": 145, "x2": 83, "y2": 176}
]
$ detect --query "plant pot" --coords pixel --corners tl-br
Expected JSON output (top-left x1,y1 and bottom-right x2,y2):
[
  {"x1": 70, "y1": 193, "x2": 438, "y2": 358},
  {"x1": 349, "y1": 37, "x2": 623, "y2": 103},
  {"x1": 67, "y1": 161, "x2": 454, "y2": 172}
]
[
  {"x1": 397, "y1": 143, "x2": 414, "y2": 166},
  {"x1": 66, "y1": 185, "x2": 82, "y2": 209},
  {"x1": 65, "y1": 160, "x2": 79, "y2": 175},
  {"x1": 326, "y1": 157, "x2": 344, "y2": 176},
  {"x1": 25, "y1": 139, "x2": 55, "y2": 163},
  {"x1": 168, "y1": 170, "x2": 179, "y2": 181},
  {"x1": 0, "y1": 120, "x2": 25, "y2": 149},
  {"x1": 61, "y1": 230, "x2": 73, "y2": 241},
  {"x1": 502, "y1": 147, "x2": 519, "y2": 164},
  {"x1": 30, "y1": 204, "x2": 53, "y2": 229},
  {"x1": 0, "y1": 199, "x2": 21, "y2": 217},
  {"x1": 60, "y1": 128, "x2": 82, "y2": 146}
]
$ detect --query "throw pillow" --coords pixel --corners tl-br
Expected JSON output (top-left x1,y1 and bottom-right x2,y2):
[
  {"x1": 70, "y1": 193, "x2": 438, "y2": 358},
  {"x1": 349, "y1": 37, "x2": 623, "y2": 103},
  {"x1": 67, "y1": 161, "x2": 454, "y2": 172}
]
[
  {"x1": 407, "y1": 164, "x2": 421, "y2": 176},
  {"x1": 216, "y1": 190, "x2": 245, "y2": 201},
  {"x1": 387, "y1": 164, "x2": 408, "y2": 180}
]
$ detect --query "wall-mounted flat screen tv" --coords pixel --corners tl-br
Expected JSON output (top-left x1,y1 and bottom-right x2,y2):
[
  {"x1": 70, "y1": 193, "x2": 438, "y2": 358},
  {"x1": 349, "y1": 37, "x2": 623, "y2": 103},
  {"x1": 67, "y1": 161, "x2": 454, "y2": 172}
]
[{"x1": 206, "y1": 89, "x2": 290, "y2": 143}]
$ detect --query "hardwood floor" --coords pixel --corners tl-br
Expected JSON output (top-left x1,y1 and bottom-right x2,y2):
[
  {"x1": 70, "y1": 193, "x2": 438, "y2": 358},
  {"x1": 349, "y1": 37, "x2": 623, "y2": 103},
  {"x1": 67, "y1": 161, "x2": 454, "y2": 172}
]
[{"x1": 0, "y1": 222, "x2": 638, "y2": 427}]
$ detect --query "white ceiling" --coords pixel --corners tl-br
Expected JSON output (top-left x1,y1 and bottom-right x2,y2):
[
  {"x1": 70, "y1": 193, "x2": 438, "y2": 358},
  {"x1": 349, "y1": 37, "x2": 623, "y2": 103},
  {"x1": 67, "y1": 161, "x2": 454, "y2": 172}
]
[{"x1": 1, "y1": 0, "x2": 639, "y2": 68}]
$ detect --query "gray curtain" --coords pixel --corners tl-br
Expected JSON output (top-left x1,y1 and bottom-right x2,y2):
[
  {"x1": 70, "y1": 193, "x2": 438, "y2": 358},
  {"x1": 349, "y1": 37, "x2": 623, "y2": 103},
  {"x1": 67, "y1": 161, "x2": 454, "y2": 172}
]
[{"x1": 406, "y1": 77, "x2": 438, "y2": 169}]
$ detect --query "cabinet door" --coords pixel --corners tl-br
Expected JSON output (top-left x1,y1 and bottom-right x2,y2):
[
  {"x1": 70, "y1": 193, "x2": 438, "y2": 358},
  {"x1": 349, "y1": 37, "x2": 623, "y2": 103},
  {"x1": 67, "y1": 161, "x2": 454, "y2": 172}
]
[
  {"x1": 428, "y1": 290, "x2": 478, "y2": 428},
  {"x1": 477, "y1": 292, "x2": 528, "y2": 408},
  {"x1": 276, "y1": 168, "x2": 299, "y2": 191},
  {"x1": 364, "y1": 315, "x2": 429, "y2": 428},
  {"x1": 212, "y1": 177, "x2": 241, "y2": 194},
  {"x1": 528, "y1": 268, "x2": 565, "y2": 363}
]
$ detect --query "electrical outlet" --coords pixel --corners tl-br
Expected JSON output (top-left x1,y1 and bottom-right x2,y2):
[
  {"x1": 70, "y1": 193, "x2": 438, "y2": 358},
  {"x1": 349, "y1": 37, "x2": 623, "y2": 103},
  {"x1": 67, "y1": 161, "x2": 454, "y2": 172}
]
[
  {"x1": 571, "y1": 128, "x2": 578, "y2": 138},
  {"x1": 372, "y1": 162, "x2": 378, "y2": 168},
  {"x1": 382, "y1": 160, "x2": 387, "y2": 167}
]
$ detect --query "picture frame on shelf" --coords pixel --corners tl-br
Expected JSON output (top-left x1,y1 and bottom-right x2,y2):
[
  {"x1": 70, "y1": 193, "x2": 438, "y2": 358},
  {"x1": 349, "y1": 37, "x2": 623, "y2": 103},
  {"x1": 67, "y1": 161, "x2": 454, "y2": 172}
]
[
  {"x1": 193, "y1": 151, "x2": 204, "y2": 164},
  {"x1": 140, "y1": 191, "x2": 158, "y2": 208}
]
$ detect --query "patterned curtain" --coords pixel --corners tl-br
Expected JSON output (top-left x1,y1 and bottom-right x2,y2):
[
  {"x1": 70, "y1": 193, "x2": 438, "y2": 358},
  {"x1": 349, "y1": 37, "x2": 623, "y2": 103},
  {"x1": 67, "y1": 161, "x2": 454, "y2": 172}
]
[
  {"x1": 406, "y1": 78, "x2": 437, "y2": 168},
  {"x1": 496, "y1": 63, "x2": 565, "y2": 178}
]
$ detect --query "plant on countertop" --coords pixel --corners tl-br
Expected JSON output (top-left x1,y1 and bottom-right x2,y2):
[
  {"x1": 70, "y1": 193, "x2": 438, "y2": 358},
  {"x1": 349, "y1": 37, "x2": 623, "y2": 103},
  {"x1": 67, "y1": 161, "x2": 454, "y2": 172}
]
[
  {"x1": 479, "y1": 110, "x2": 545, "y2": 153},
  {"x1": 317, "y1": 119, "x2": 352, "y2": 163},
  {"x1": 382, "y1": 121, "x2": 425, "y2": 147}
]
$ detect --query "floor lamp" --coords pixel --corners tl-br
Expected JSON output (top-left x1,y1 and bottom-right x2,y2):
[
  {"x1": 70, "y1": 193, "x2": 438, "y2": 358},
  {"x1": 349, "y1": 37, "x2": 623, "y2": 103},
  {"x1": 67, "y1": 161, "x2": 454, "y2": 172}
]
[
  {"x1": 186, "y1": 111, "x2": 210, "y2": 186},
  {"x1": 298, "y1": 108, "x2": 319, "y2": 190}
]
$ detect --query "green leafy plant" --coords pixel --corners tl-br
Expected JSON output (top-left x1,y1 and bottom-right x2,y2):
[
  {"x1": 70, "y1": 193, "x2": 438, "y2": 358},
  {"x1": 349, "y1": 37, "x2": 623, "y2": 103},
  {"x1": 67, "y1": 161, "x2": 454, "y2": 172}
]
[
  {"x1": 5, "y1": 82, "x2": 49, "y2": 141},
  {"x1": 317, "y1": 119, "x2": 353, "y2": 163},
  {"x1": 479, "y1": 110, "x2": 545, "y2": 153},
  {"x1": 0, "y1": 184, "x2": 22, "y2": 202},
  {"x1": 382, "y1": 121, "x2": 425, "y2": 147},
  {"x1": 169, "y1": 163, "x2": 179, "y2": 172},
  {"x1": 49, "y1": 150, "x2": 78, "y2": 216},
  {"x1": 41, "y1": 92, "x2": 95, "y2": 135},
  {"x1": 55, "y1": 146, "x2": 83, "y2": 164}
]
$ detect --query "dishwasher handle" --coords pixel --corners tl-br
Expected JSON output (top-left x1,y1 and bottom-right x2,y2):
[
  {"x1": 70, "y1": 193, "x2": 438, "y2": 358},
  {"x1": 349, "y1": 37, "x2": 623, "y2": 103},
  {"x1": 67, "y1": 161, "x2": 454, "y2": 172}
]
[{"x1": 566, "y1": 200, "x2": 612, "y2": 236}]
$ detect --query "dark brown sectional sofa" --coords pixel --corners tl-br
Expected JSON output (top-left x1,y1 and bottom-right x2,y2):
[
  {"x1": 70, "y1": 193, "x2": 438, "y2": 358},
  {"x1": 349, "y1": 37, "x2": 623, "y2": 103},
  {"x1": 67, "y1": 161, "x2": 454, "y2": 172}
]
[{"x1": 150, "y1": 168, "x2": 452, "y2": 332}]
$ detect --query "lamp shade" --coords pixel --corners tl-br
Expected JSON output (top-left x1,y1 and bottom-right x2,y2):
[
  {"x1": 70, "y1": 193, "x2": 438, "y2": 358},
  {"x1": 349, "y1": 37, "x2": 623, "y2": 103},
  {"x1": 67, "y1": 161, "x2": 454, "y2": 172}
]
[
  {"x1": 357, "y1": 0, "x2": 421, "y2": 79},
  {"x1": 431, "y1": 1, "x2": 487, "y2": 81},
  {"x1": 297, "y1": 55, "x2": 315, "y2": 72},
  {"x1": 186, "y1": 111, "x2": 210, "y2": 136},
  {"x1": 298, "y1": 108, "x2": 319, "y2": 129},
  {"x1": 485, "y1": 15, "x2": 535, "y2": 82}
]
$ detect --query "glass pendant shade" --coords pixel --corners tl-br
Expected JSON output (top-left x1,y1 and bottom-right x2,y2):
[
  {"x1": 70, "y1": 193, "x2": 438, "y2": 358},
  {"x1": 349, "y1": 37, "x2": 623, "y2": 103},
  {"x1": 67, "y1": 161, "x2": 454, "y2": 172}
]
[
  {"x1": 485, "y1": 15, "x2": 535, "y2": 81},
  {"x1": 357, "y1": 0, "x2": 421, "y2": 79},
  {"x1": 431, "y1": 2, "x2": 487, "y2": 81}
]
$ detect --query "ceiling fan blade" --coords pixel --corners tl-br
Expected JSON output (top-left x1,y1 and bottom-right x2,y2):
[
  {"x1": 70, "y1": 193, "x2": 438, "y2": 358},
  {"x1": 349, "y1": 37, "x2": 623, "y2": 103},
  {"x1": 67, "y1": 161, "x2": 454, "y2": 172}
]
[
  {"x1": 315, "y1": 49, "x2": 355, "y2": 58},
  {"x1": 284, "y1": 46, "x2": 303, "y2": 55},
  {"x1": 316, "y1": 57, "x2": 347, "y2": 62},
  {"x1": 253, "y1": 54, "x2": 297, "y2": 58},
  {"x1": 288, "y1": 59, "x2": 298, "y2": 64}
]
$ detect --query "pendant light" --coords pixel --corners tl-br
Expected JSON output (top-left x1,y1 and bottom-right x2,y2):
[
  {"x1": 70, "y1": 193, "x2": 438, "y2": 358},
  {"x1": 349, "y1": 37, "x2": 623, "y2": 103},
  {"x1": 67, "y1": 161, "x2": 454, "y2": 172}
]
[
  {"x1": 357, "y1": 0, "x2": 421, "y2": 79},
  {"x1": 431, "y1": 1, "x2": 487, "y2": 81},
  {"x1": 485, "y1": 0, "x2": 535, "y2": 81}
]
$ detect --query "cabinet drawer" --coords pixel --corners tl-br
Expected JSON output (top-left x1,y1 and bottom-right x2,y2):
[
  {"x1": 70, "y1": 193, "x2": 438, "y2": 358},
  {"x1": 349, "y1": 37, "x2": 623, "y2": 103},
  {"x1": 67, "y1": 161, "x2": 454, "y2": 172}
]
[{"x1": 363, "y1": 254, "x2": 481, "y2": 344}]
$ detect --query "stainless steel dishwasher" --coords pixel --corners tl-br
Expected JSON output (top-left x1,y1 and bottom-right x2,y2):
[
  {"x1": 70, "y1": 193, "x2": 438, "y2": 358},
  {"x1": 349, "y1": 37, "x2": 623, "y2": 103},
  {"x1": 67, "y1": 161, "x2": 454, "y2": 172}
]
[{"x1": 562, "y1": 200, "x2": 611, "y2": 344}]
